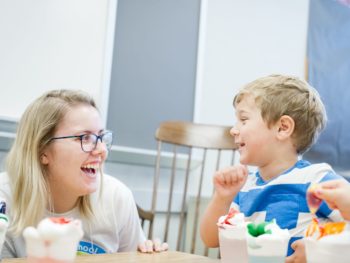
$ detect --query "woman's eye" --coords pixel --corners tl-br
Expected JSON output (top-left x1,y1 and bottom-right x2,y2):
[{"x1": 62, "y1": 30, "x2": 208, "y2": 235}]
[{"x1": 81, "y1": 134, "x2": 93, "y2": 142}]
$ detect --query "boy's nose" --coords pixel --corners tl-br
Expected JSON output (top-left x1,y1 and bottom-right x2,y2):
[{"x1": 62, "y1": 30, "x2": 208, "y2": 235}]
[{"x1": 230, "y1": 127, "x2": 239, "y2": 136}]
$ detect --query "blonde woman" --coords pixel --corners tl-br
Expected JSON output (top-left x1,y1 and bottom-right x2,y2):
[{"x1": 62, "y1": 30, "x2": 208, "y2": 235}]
[{"x1": 0, "y1": 90, "x2": 158, "y2": 258}]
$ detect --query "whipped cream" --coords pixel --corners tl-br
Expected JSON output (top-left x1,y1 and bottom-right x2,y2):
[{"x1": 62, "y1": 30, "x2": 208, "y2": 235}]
[
  {"x1": 247, "y1": 220, "x2": 290, "y2": 252},
  {"x1": 23, "y1": 217, "x2": 83, "y2": 261},
  {"x1": 217, "y1": 208, "x2": 246, "y2": 229}
]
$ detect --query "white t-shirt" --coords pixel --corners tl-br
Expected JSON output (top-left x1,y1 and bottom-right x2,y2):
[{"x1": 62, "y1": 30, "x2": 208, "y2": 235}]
[{"x1": 0, "y1": 172, "x2": 146, "y2": 258}]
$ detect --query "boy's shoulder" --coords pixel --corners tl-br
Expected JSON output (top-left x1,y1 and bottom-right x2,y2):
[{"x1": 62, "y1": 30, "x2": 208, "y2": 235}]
[
  {"x1": 286, "y1": 161, "x2": 338, "y2": 183},
  {"x1": 244, "y1": 160, "x2": 338, "y2": 189}
]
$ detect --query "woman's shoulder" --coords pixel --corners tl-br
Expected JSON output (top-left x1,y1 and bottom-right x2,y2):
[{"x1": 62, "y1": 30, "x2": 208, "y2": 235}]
[
  {"x1": 99, "y1": 174, "x2": 134, "y2": 199},
  {"x1": 0, "y1": 171, "x2": 9, "y2": 182},
  {"x1": 102, "y1": 174, "x2": 130, "y2": 189},
  {"x1": 0, "y1": 172, "x2": 11, "y2": 193}
]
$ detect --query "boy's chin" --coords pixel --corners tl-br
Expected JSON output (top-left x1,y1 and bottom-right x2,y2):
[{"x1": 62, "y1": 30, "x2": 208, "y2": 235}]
[{"x1": 239, "y1": 157, "x2": 249, "y2": 165}]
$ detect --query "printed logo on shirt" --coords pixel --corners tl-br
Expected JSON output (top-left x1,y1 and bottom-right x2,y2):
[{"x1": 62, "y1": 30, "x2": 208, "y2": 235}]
[{"x1": 77, "y1": 240, "x2": 106, "y2": 255}]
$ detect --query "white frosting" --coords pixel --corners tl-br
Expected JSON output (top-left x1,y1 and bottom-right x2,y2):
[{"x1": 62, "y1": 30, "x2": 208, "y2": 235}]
[
  {"x1": 23, "y1": 217, "x2": 83, "y2": 260},
  {"x1": 217, "y1": 212, "x2": 246, "y2": 229},
  {"x1": 247, "y1": 221, "x2": 290, "y2": 256}
]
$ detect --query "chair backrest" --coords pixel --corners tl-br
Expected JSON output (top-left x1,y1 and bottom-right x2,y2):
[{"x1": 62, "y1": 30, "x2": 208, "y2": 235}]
[{"x1": 138, "y1": 121, "x2": 237, "y2": 256}]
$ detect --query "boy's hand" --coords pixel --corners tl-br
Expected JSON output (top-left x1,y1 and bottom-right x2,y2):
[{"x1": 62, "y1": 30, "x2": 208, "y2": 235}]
[
  {"x1": 285, "y1": 239, "x2": 306, "y2": 263},
  {"x1": 213, "y1": 164, "x2": 248, "y2": 201},
  {"x1": 314, "y1": 179, "x2": 350, "y2": 220}
]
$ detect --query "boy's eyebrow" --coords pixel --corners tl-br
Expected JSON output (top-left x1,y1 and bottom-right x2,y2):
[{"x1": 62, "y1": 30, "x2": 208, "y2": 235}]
[{"x1": 236, "y1": 109, "x2": 249, "y2": 115}]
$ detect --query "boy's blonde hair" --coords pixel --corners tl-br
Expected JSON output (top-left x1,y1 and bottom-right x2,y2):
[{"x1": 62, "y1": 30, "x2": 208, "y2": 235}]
[
  {"x1": 6, "y1": 89, "x2": 99, "y2": 235},
  {"x1": 233, "y1": 74, "x2": 326, "y2": 154}
]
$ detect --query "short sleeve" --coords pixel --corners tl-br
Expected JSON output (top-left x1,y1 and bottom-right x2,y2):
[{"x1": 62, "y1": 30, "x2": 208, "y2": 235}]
[{"x1": 114, "y1": 186, "x2": 146, "y2": 252}]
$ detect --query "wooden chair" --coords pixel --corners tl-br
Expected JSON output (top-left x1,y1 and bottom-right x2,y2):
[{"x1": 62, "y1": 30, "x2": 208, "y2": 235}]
[{"x1": 137, "y1": 121, "x2": 237, "y2": 256}]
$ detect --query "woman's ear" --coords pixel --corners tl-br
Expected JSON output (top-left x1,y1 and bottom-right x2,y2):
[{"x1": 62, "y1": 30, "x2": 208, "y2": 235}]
[
  {"x1": 40, "y1": 153, "x2": 49, "y2": 165},
  {"x1": 277, "y1": 115, "x2": 295, "y2": 140}
]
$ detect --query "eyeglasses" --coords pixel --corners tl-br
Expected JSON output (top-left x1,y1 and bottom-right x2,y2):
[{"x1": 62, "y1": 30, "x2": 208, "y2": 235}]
[{"x1": 50, "y1": 131, "x2": 113, "y2": 153}]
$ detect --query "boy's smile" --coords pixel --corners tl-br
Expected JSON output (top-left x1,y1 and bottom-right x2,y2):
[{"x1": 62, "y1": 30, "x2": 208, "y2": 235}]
[{"x1": 231, "y1": 95, "x2": 277, "y2": 167}]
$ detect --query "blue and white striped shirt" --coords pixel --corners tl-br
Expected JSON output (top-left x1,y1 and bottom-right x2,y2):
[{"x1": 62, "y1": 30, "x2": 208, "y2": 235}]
[{"x1": 233, "y1": 160, "x2": 343, "y2": 256}]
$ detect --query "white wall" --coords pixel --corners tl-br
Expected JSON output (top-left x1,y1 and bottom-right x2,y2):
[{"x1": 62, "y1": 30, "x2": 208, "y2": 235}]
[
  {"x1": 0, "y1": 0, "x2": 311, "y2": 252},
  {"x1": 0, "y1": 0, "x2": 117, "y2": 122},
  {"x1": 195, "y1": 0, "x2": 309, "y2": 126},
  {"x1": 193, "y1": 0, "x2": 310, "y2": 197}
]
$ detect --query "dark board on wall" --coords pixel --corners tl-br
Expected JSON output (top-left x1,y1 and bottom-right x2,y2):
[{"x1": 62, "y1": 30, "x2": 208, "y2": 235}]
[
  {"x1": 304, "y1": 0, "x2": 350, "y2": 173},
  {"x1": 107, "y1": 0, "x2": 200, "y2": 150}
]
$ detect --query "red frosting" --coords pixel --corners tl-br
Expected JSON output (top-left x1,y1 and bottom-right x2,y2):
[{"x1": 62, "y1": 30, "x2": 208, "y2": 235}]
[
  {"x1": 49, "y1": 217, "x2": 71, "y2": 225},
  {"x1": 224, "y1": 208, "x2": 240, "y2": 225}
]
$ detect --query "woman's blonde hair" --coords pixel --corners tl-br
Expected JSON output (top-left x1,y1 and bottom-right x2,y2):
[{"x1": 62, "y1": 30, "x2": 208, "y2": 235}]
[
  {"x1": 233, "y1": 74, "x2": 327, "y2": 154},
  {"x1": 6, "y1": 89, "x2": 99, "y2": 235}
]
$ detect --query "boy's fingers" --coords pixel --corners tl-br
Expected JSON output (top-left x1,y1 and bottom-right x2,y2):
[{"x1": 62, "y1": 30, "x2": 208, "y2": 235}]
[
  {"x1": 291, "y1": 239, "x2": 300, "y2": 250},
  {"x1": 285, "y1": 255, "x2": 294, "y2": 263},
  {"x1": 215, "y1": 171, "x2": 227, "y2": 184},
  {"x1": 237, "y1": 165, "x2": 248, "y2": 182}
]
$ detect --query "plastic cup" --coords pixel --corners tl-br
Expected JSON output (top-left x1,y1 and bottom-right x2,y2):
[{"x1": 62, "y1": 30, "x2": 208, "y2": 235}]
[
  {"x1": 304, "y1": 237, "x2": 350, "y2": 263},
  {"x1": 219, "y1": 226, "x2": 248, "y2": 263},
  {"x1": 0, "y1": 214, "x2": 9, "y2": 253},
  {"x1": 23, "y1": 218, "x2": 83, "y2": 263},
  {"x1": 247, "y1": 237, "x2": 289, "y2": 263}
]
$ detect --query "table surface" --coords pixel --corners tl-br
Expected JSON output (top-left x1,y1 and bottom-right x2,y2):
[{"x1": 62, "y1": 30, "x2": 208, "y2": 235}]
[{"x1": 2, "y1": 251, "x2": 220, "y2": 263}]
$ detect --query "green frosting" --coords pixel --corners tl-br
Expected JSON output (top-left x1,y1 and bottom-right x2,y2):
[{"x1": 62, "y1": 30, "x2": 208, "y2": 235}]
[{"x1": 247, "y1": 221, "x2": 272, "y2": 237}]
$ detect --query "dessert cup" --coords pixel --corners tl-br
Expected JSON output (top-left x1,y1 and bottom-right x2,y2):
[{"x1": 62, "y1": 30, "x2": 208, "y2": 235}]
[
  {"x1": 0, "y1": 214, "x2": 9, "y2": 253},
  {"x1": 247, "y1": 236, "x2": 289, "y2": 263},
  {"x1": 0, "y1": 200, "x2": 9, "y2": 252},
  {"x1": 219, "y1": 225, "x2": 249, "y2": 263},
  {"x1": 247, "y1": 221, "x2": 290, "y2": 263},
  {"x1": 23, "y1": 217, "x2": 83, "y2": 263},
  {"x1": 304, "y1": 229, "x2": 350, "y2": 263}
]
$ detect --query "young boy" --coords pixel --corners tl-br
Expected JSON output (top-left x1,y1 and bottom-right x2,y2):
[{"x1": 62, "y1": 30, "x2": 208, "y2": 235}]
[{"x1": 200, "y1": 74, "x2": 346, "y2": 262}]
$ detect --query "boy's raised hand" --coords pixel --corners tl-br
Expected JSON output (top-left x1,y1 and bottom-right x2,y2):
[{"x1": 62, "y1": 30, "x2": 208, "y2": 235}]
[{"x1": 213, "y1": 164, "x2": 248, "y2": 200}]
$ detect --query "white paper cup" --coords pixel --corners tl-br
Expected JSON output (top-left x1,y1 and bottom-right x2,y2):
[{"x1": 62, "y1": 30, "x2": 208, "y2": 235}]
[
  {"x1": 219, "y1": 226, "x2": 248, "y2": 263},
  {"x1": 0, "y1": 215, "x2": 9, "y2": 253},
  {"x1": 304, "y1": 237, "x2": 350, "y2": 263},
  {"x1": 23, "y1": 218, "x2": 83, "y2": 263},
  {"x1": 247, "y1": 236, "x2": 289, "y2": 263}
]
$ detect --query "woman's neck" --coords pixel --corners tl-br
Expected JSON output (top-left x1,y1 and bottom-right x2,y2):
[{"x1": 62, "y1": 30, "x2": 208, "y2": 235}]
[{"x1": 48, "y1": 187, "x2": 79, "y2": 214}]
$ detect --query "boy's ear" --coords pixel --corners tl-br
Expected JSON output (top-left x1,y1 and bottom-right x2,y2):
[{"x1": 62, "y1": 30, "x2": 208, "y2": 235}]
[{"x1": 276, "y1": 115, "x2": 295, "y2": 139}]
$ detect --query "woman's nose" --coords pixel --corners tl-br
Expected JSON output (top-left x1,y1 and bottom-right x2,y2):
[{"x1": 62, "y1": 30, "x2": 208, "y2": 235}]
[{"x1": 91, "y1": 139, "x2": 108, "y2": 157}]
